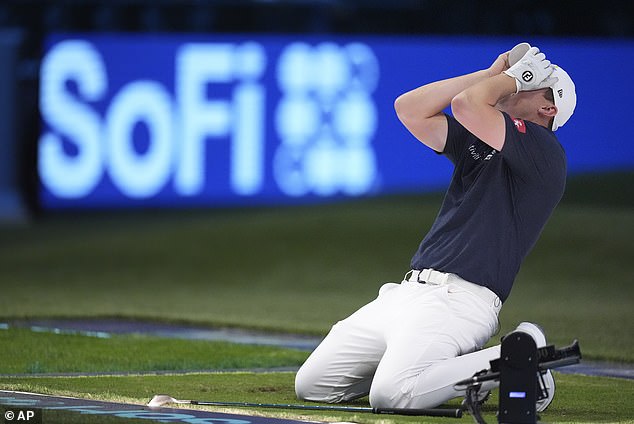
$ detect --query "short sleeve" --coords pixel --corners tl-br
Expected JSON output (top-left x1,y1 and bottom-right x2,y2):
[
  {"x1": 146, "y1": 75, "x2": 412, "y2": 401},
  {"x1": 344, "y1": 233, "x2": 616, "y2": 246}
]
[
  {"x1": 443, "y1": 113, "x2": 472, "y2": 164},
  {"x1": 500, "y1": 112, "x2": 567, "y2": 186}
]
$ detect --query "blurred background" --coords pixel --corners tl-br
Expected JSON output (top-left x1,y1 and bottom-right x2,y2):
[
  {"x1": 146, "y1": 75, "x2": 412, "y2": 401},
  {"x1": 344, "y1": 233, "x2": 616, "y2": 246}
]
[
  {"x1": 0, "y1": 0, "x2": 633, "y2": 219},
  {"x1": 0, "y1": 1, "x2": 632, "y2": 356}
]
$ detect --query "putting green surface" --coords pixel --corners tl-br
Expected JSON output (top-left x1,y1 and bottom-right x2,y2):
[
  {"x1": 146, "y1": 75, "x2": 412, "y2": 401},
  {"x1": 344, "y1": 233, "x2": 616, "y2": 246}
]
[
  {"x1": 0, "y1": 173, "x2": 632, "y2": 361},
  {"x1": 0, "y1": 328, "x2": 308, "y2": 375},
  {"x1": 0, "y1": 171, "x2": 632, "y2": 423},
  {"x1": 2, "y1": 372, "x2": 633, "y2": 423}
]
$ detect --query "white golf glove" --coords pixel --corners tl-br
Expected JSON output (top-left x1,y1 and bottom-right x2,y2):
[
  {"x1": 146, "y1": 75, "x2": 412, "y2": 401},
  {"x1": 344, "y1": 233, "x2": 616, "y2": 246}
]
[
  {"x1": 503, "y1": 46, "x2": 557, "y2": 92},
  {"x1": 508, "y1": 42, "x2": 531, "y2": 67}
]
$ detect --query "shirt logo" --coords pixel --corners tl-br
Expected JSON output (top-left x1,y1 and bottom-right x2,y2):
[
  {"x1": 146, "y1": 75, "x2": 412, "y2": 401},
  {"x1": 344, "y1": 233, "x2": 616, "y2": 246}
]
[
  {"x1": 469, "y1": 144, "x2": 497, "y2": 161},
  {"x1": 513, "y1": 118, "x2": 526, "y2": 134}
]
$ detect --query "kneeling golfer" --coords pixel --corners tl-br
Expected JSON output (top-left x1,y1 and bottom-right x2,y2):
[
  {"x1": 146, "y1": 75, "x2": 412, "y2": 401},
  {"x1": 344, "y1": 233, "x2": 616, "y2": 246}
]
[{"x1": 295, "y1": 42, "x2": 576, "y2": 411}]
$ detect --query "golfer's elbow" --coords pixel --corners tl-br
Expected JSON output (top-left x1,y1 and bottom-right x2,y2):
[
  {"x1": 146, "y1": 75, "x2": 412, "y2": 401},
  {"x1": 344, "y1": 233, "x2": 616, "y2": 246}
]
[
  {"x1": 450, "y1": 91, "x2": 474, "y2": 123},
  {"x1": 394, "y1": 94, "x2": 425, "y2": 132},
  {"x1": 394, "y1": 94, "x2": 413, "y2": 126}
]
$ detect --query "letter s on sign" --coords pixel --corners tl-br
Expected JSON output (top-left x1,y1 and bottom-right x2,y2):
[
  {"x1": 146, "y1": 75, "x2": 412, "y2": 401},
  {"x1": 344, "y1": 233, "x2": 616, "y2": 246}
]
[{"x1": 39, "y1": 40, "x2": 106, "y2": 198}]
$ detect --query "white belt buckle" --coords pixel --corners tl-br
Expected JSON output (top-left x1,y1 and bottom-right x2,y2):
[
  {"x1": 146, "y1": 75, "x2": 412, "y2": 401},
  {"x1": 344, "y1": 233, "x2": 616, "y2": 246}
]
[
  {"x1": 420, "y1": 268, "x2": 433, "y2": 283},
  {"x1": 407, "y1": 268, "x2": 449, "y2": 285}
]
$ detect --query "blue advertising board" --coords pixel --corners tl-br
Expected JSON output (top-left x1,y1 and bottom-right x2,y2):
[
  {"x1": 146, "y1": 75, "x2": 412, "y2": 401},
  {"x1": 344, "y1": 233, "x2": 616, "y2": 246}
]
[{"x1": 38, "y1": 34, "x2": 634, "y2": 209}]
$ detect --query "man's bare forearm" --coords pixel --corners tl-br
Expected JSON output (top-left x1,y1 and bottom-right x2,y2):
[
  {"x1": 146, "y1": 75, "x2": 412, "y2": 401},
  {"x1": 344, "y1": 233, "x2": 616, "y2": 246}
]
[
  {"x1": 450, "y1": 73, "x2": 517, "y2": 150},
  {"x1": 393, "y1": 51, "x2": 509, "y2": 151},
  {"x1": 394, "y1": 69, "x2": 491, "y2": 121},
  {"x1": 456, "y1": 73, "x2": 517, "y2": 109}
]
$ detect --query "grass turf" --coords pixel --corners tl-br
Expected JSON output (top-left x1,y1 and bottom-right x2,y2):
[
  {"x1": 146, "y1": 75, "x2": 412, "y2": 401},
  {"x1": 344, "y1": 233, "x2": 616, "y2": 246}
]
[
  {"x1": 0, "y1": 328, "x2": 308, "y2": 375},
  {"x1": 0, "y1": 172, "x2": 632, "y2": 362},
  {"x1": 1, "y1": 372, "x2": 633, "y2": 423},
  {"x1": 0, "y1": 171, "x2": 632, "y2": 422}
]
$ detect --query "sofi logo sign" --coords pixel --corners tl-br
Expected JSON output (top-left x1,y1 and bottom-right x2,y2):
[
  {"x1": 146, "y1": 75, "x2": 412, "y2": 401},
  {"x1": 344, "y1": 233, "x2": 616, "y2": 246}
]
[{"x1": 39, "y1": 35, "x2": 380, "y2": 208}]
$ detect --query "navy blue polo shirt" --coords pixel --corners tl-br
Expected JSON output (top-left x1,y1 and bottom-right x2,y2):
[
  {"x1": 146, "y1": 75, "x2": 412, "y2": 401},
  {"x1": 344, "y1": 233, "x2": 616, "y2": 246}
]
[{"x1": 410, "y1": 112, "x2": 566, "y2": 302}]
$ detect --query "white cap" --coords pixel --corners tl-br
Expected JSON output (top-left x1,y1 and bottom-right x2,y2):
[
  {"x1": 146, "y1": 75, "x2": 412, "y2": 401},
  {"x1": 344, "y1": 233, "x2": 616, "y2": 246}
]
[{"x1": 550, "y1": 65, "x2": 576, "y2": 131}]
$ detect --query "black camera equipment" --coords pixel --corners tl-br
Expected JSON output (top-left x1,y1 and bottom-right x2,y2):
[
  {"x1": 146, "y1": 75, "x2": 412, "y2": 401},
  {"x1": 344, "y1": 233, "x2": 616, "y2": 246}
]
[{"x1": 456, "y1": 333, "x2": 582, "y2": 424}]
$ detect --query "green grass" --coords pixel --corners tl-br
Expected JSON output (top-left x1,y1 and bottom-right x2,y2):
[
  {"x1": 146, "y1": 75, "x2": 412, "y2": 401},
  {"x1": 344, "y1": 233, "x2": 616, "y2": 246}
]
[
  {"x1": 0, "y1": 171, "x2": 632, "y2": 423},
  {"x1": 0, "y1": 328, "x2": 308, "y2": 375},
  {"x1": 0, "y1": 172, "x2": 632, "y2": 361},
  {"x1": 1, "y1": 372, "x2": 633, "y2": 423}
]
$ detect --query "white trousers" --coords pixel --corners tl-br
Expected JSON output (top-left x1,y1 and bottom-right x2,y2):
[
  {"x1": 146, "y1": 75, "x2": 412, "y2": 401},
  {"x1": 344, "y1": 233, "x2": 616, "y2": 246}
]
[{"x1": 295, "y1": 275, "x2": 503, "y2": 409}]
